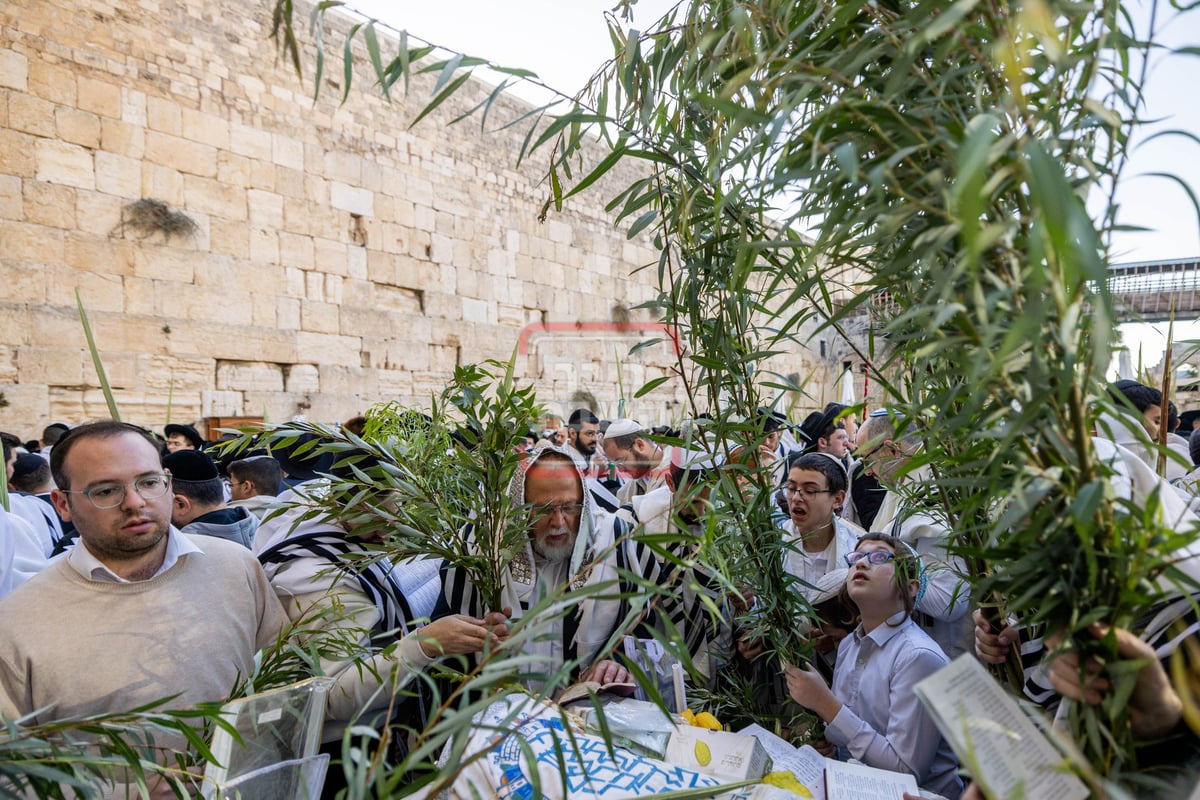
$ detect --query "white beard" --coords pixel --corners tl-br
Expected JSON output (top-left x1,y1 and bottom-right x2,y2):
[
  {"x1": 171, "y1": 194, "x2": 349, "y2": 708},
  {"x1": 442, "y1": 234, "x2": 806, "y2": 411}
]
[{"x1": 532, "y1": 525, "x2": 577, "y2": 562}]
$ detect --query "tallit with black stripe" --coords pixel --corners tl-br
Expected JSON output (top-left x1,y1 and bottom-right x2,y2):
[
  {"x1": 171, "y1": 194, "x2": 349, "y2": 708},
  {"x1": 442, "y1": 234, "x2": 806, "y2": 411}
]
[{"x1": 259, "y1": 531, "x2": 414, "y2": 642}]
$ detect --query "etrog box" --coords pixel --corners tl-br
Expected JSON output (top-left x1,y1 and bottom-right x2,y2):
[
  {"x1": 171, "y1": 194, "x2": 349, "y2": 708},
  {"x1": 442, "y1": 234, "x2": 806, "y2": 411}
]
[{"x1": 665, "y1": 727, "x2": 770, "y2": 783}]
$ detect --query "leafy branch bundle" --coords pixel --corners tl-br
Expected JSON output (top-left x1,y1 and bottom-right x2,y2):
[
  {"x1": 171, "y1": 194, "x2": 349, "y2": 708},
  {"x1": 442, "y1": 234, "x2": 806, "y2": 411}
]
[
  {"x1": 234, "y1": 356, "x2": 541, "y2": 616},
  {"x1": 0, "y1": 703, "x2": 231, "y2": 799},
  {"x1": 542, "y1": 0, "x2": 1199, "y2": 781},
  {"x1": 270, "y1": 0, "x2": 1200, "y2": 786}
]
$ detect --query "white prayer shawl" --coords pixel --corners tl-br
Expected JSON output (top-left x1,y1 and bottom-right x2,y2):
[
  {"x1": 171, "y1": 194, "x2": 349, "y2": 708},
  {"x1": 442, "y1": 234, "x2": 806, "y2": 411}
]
[
  {"x1": 1092, "y1": 436, "x2": 1200, "y2": 591},
  {"x1": 2, "y1": 507, "x2": 48, "y2": 589},
  {"x1": 782, "y1": 515, "x2": 863, "y2": 601},
  {"x1": 442, "y1": 443, "x2": 635, "y2": 689},
  {"x1": 250, "y1": 478, "x2": 330, "y2": 556},
  {"x1": 260, "y1": 511, "x2": 442, "y2": 624},
  {"x1": 871, "y1": 466, "x2": 974, "y2": 658},
  {"x1": 7, "y1": 493, "x2": 58, "y2": 557},
  {"x1": 615, "y1": 445, "x2": 673, "y2": 506},
  {"x1": 617, "y1": 485, "x2": 728, "y2": 683},
  {"x1": 1097, "y1": 410, "x2": 1190, "y2": 482}
]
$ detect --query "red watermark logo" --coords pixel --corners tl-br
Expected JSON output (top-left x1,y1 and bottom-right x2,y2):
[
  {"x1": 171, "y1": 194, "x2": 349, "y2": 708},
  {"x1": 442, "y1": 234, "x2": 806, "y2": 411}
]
[{"x1": 517, "y1": 321, "x2": 682, "y2": 356}]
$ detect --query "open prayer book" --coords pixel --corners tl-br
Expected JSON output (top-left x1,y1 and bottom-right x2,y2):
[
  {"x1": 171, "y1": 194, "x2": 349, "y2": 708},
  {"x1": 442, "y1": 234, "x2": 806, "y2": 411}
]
[
  {"x1": 913, "y1": 654, "x2": 1089, "y2": 800},
  {"x1": 739, "y1": 723, "x2": 919, "y2": 799}
]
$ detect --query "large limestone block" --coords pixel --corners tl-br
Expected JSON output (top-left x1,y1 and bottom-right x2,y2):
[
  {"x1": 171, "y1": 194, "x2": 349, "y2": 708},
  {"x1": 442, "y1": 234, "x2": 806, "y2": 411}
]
[
  {"x1": 134, "y1": 354, "x2": 214, "y2": 393},
  {"x1": 463, "y1": 297, "x2": 492, "y2": 326},
  {"x1": 9, "y1": 93, "x2": 55, "y2": 137},
  {"x1": 279, "y1": 232, "x2": 315, "y2": 269},
  {"x1": 300, "y1": 300, "x2": 340, "y2": 334},
  {"x1": 0, "y1": 253, "x2": 49, "y2": 303},
  {"x1": 0, "y1": 384, "x2": 50, "y2": 432},
  {"x1": 22, "y1": 180, "x2": 76, "y2": 230},
  {"x1": 250, "y1": 291, "x2": 277, "y2": 328},
  {"x1": 49, "y1": 268, "x2": 123, "y2": 312},
  {"x1": 55, "y1": 107, "x2": 101, "y2": 149},
  {"x1": 330, "y1": 182, "x2": 372, "y2": 216},
  {"x1": 317, "y1": 363, "x2": 378, "y2": 397},
  {"x1": 184, "y1": 174, "x2": 247, "y2": 221},
  {"x1": 216, "y1": 361, "x2": 284, "y2": 393},
  {"x1": 81, "y1": 350, "x2": 136, "y2": 392},
  {"x1": 272, "y1": 134, "x2": 304, "y2": 170},
  {"x1": 376, "y1": 368, "x2": 414, "y2": 398},
  {"x1": 230, "y1": 122, "x2": 272, "y2": 161},
  {"x1": 284, "y1": 363, "x2": 320, "y2": 394},
  {"x1": 95, "y1": 151, "x2": 141, "y2": 197},
  {"x1": 141, "y1": 164, "x2": 186, "y2": 206},
  {"x1": 36, "y1": 140, "x2": 94, "y2": 190},
  {"x1": 211, "y1": 220, "x2": 249, "y2": 259},
  {"x1": 313, "y1": 237, "x2": 349, "y2": 277},
  {"x1": 0, "y1": 344, "x2": 17, "y2": 382},
  {"x1": 298, "y1": 392, "x2": 363, "y2": 425},
  {"x1": 249, "y1": 228, "x2": 280, "y2": 263},
  {"x1": 74, "y1": 190, "x2": 123, "y2": 237},
  {"x1": 16, "y1": 347, "x2": 84, "y2": 386},
  {"x1": 248, "y1": 189, "x2": 284, "y2": 228},
  {"x1": 131, "y1": 244, "x2": 196, "y2": 283},
  {"x1": 296, "y1": 331, "x2": 361, "y2": 366},
  {"x1": 0, "y1": 174, "x2": 19, "y2": 219},
  {"x1": 202, "y1": 390, "x2": 245, "y2": 418},
  {"x1": 423, "y1": 291, "x2": 458, "y2": 321},
  {"x1": 339, "y1": 307, "x2": 393, "y2": 339},
  {"x1": 276, "y1": 297, "x2": 301, "y2": 330},
  {"x1": 181, "y1": 108, "x2": 230, "y2": 150},
  {"x1": 167, "y1": 320, "x2": 298, "y2": 364},
  {"x1": 146, "y1": 96, "x2": 181, "y2": 136},
  {"x1": 382, "y1": 338, "x2": 430, "y2": 372},
  {"x1": 77, "y1": 76, "x2": 121, "y2": 119},
  {"x1": 217, "y1": 152, "x2": 251, "y2": 190},
  {"x1": 347, "y1": 245, "x2": 367, "y2": 280},
  {"x1": 0, "y1": 49, "x2": 28, "y2": 91},
  {"x1": 144, "y1": 131, "x2": 217, "y2": 178},
  {"x1": 393, "y1": 255, "x2": 439, "y2": 290},
  {"x1": 357, "y1": 283, "x2": 422, "y2": 316}
]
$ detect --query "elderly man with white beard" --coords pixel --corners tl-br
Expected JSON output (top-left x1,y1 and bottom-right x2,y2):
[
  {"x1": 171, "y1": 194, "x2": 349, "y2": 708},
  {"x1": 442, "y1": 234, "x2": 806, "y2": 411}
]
[{"x1": 437, "y1": 442, "x2": 676, "y2": 692}]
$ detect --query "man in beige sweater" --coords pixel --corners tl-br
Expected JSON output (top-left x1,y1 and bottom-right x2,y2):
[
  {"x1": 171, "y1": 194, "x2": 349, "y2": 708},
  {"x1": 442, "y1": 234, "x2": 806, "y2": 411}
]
[{"x1": 0, "y1": 421, "x2": 288, "y2": 791}]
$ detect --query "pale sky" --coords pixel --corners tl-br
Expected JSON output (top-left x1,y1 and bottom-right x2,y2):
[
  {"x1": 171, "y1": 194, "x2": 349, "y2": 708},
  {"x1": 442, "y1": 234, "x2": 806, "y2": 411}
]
[{"x1": 344, "y1": 1, "x2": 1199, "y2": 367}]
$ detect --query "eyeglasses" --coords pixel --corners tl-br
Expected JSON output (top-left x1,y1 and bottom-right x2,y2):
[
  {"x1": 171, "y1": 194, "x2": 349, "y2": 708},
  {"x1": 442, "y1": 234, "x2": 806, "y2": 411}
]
[
  {"x1": 856, "y1": 440, "x2": 892, "y2": 463},
  {"x1": 64, "y1": 474, "x2": 172, "y2": 509},
  {"x1": 533, "y1": 503, "x2": 585, "y2": 518},
  {"x1": 783, "y1": 485, "x2": 834, "y2": 497},
  {"x1": 845, "y1": 550, "x2": 896, "y2": 567}
]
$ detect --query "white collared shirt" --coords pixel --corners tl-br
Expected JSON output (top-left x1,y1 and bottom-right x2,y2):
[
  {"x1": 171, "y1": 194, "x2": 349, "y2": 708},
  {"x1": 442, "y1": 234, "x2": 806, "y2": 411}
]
[
  {"x1": 782, "y1": 515, "x2": 861, "y2": 593},
  {"x1": 65, "y1": 526, "x2": 203, "y2": 583}
]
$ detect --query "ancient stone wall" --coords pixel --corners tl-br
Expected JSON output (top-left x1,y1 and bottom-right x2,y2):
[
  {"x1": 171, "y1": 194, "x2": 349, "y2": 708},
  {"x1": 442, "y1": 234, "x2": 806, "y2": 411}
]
[{"x1": 0, "y1": 0, "x2": 842, "y2": 438}]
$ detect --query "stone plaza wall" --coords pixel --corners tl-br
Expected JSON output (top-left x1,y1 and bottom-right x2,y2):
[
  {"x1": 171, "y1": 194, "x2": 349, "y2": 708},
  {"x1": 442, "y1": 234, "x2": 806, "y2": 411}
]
[{"x1": 0, "y1": 0, "x2": 844, "y2": 436}]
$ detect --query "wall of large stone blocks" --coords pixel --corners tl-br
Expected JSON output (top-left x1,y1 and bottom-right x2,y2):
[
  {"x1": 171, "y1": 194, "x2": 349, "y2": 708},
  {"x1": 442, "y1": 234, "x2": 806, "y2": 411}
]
[{"x1": 0, "y1": 0, "x2": 840, "y2": 438}]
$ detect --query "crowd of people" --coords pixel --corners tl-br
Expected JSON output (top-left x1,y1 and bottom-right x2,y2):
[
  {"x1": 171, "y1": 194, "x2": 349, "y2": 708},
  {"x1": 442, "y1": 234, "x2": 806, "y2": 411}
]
[{"x1": 0, "y1": 379, "x2": 1198, "y2": 798}]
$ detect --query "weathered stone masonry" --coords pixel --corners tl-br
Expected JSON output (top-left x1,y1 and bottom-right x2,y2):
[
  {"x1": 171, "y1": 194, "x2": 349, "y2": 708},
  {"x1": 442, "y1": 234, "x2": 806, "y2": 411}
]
[{"x1": 0, "y1": 0, "x2": 840, "y2": 434}]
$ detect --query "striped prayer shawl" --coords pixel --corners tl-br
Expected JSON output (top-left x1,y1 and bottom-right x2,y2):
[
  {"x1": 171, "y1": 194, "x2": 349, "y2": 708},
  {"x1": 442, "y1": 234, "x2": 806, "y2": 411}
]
[{"x1": 259, "y1": 532, "x2": 414, "y2": 641}]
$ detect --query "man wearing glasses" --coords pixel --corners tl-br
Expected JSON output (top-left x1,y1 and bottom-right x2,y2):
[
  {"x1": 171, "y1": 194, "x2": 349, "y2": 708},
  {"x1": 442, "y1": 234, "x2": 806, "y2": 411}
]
[
  {"x1": 439, "y1": 442, "x2": 670, "y2": 691},
  {"x1": 854, "y1": 411, "x2": 973, "y2": 658},
  {"x1": 0, "y1": 421, "x2": 287, "y2": 736}
]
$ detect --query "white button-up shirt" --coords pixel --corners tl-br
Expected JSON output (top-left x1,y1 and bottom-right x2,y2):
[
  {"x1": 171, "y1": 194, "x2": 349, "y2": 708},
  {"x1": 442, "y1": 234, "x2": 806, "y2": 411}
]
[{"x1": 66, "y1": 526, "x2": 203, "y2": 583}]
